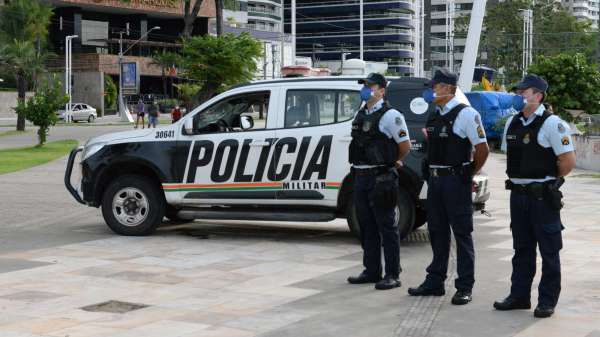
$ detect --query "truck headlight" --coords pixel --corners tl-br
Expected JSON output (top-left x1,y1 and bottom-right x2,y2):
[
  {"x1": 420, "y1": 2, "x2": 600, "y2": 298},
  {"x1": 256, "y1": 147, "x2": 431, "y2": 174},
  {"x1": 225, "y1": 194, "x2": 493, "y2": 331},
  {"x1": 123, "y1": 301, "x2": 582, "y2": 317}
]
[{"x1": 82, "y1": 142, "x2": 106, "y2": 160}]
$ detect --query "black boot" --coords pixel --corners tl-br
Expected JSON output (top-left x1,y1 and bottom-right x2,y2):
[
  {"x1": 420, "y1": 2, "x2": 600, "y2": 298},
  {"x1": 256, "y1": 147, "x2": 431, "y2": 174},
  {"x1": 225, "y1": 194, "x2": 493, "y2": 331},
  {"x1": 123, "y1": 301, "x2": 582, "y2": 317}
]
[
  {"x1": 534, "y1": 305, "x2": 555, "y2": 318},
  {"x1": 451, "y1": 290, "x2": 472, "y2": 305},
  {"x1": 407, "y1": 283, "x2": 445, "y2": 296},
  {"x1": 375, "y1": 275, "x2": 401, "y2": 290},
  {"x1": 493, "y1": 296, "x2": 531, "y2": 311},
  {"x1": 347, "y1": 272, "x2": 381, "y2": 284}
]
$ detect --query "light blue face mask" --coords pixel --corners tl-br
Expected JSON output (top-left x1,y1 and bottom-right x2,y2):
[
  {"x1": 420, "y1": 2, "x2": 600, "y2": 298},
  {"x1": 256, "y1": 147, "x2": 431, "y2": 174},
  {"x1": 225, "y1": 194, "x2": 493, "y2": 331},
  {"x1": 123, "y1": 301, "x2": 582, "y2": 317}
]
[
  {"x1": 360, "y1": 86, "x2": 373, "y2": 101},
  {"x1": 511, "y1": 94, "x2": 527, "y2": 111},
  {"x1": 422, "y1": 88, "x2": 435, "y2": 103}
]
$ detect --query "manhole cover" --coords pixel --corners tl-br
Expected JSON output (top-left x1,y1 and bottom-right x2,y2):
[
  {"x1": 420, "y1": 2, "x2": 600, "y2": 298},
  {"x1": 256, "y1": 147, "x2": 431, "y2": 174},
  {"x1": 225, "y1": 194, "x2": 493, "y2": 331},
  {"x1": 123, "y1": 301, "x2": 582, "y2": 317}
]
[
  {"x1": 403, "y1": 230, "x2": 430, "y2": 243},
  {"x1": 80, "y1": 300, "x2": 149, "y2": 314}
]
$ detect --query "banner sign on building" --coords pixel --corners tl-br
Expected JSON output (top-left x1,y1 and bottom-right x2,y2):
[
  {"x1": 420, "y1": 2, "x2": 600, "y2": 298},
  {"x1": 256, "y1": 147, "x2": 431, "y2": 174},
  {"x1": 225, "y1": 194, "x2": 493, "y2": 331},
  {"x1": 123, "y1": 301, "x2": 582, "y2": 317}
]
[{"x1": 121, "y1": 62, "x2": 139, "y2": 95}]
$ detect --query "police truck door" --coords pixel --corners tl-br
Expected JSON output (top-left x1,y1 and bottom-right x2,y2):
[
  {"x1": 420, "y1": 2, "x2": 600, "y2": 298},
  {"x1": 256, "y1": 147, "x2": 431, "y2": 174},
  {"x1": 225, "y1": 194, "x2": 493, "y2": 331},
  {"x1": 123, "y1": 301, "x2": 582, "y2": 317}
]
[
  {"x1": 273, "y1": 86, "x2": 361, "y2": 207},
  {"x1": 177, "y1": 89, "x2": 279, "y2": 206}
]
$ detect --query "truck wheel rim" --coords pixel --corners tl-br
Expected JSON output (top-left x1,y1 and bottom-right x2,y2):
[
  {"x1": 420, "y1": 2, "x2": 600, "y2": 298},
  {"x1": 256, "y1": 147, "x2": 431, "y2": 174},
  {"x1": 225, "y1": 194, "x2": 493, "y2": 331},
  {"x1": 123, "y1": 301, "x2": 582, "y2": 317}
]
[{"x1": 112, "y1": 187, "x2": 149, "y2": 227}]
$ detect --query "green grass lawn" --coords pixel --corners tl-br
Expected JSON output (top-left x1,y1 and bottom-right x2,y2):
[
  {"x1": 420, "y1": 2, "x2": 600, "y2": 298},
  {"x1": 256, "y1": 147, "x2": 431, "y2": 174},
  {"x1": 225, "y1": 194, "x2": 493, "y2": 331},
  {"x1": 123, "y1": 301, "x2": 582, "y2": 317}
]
[{"x1": 0, "y1": 140, "x2": 78, "y2": 175}]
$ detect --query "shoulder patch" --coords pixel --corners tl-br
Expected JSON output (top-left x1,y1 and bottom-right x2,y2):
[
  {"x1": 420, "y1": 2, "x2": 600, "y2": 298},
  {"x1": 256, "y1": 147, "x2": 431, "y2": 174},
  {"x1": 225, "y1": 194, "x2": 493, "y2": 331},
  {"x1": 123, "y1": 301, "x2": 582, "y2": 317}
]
[
  {"x1": 558, "y1": 123, "x2": 566, "y2": 134},
  {"x1": 399, "y1": 130, "x2": 407, "y2": 137},
  {"x1": 395, "y1": 117, "x2": 403, "y2": 126},
  {"x1": 561, "y1": 136, "x2": 570, "y2": 146},
  {"x1": 475, "y1": 114, "x2": 481, "y2": 125},
  {"x1": 477, "y1": 126, "x2": 485, "y2": 138}
]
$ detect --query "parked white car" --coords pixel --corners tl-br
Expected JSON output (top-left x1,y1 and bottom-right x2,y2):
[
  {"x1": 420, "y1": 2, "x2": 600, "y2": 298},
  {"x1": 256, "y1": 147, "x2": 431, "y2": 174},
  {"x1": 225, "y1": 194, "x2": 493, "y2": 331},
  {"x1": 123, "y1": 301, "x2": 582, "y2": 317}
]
[{"x1": 57, "y1": 103, "x2": 97, "y2": 123}]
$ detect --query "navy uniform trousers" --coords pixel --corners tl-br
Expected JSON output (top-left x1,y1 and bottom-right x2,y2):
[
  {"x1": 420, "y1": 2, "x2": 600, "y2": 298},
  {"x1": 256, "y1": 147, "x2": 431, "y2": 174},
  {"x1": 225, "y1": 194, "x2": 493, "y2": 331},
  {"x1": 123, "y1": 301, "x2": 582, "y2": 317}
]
[
  {"x1": 425, "y1": 175, "x2": 475, "y2": 291},
  {"x1": 354, "y1": 172, "x2": 401, "y2": 278},
  {"x1": 509, "y1": 191, "x2": 563, "y2": 307}
]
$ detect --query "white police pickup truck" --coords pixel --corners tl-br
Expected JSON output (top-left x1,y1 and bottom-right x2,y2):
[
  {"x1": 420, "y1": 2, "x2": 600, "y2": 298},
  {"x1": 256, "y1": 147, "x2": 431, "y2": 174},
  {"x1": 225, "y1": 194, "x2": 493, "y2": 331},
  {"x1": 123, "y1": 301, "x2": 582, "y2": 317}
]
[{"x1": 65, "y1": 76, "x2": 490, "y2": 240}]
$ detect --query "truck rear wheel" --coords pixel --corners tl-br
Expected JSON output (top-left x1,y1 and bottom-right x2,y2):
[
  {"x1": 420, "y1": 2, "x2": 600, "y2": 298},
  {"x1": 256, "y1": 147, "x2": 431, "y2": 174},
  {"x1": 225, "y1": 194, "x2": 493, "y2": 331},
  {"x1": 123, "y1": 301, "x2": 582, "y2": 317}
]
[
  {"x1": 347, "y1": 187, "x2": 415, "y2": 242},
  {"x1": 101, "y1": 175, "x2": 165, "y2": 236}
]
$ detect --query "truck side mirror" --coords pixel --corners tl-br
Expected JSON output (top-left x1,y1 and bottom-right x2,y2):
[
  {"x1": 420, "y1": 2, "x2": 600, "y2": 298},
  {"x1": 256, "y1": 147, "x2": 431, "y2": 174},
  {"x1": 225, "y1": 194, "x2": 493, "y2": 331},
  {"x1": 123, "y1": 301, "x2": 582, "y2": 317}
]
[
  {"x1": 184, "y1": 118, "x2": 194, "y2": 135},
  {"x1": 240, "y1": 115, "x2": 254, "y2": 130}
]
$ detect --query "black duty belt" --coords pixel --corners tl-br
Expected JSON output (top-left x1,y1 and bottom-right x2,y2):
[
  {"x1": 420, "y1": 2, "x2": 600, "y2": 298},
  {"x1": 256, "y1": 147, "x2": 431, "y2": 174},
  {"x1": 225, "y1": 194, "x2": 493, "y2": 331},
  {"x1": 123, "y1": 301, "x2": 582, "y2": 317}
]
[
  {"x1": 429, "y1": 166, "x2": 464, "y2": 177},
  {"x1": 352, "y1": 166, "x2": 392, "y2": 176},
  {"x1": 505, "y1": 180, "x2": 553, "y2": 198}
]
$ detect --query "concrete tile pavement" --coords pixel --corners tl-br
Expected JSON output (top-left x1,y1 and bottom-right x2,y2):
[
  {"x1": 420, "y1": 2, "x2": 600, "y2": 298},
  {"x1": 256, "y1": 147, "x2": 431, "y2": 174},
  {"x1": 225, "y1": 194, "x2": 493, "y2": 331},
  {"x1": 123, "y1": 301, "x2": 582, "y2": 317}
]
[{"x1": 0, "y1": 149, "x2": 599, "y2": 336}]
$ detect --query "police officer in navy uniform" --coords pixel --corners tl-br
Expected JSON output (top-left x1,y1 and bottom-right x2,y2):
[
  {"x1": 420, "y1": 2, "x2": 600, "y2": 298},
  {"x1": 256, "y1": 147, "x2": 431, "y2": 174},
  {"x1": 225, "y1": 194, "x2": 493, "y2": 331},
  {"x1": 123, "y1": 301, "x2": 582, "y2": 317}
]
[
  {"x1": 408, "y1": 68, "x2": 489, "y2": 305},
  {"x1": 494, "y1": 74, "x2": 576, "y2": 318},
  {"x1": 347, "y1": 73, "x2": 411, "y2": 290}
]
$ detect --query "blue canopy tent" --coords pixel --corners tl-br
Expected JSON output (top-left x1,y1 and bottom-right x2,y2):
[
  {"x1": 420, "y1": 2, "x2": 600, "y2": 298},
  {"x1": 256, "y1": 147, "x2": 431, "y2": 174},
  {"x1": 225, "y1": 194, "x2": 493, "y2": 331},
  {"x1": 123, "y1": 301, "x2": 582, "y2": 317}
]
[{"x1": 464, "y1": 91, "x2": 517, "y2": 140}]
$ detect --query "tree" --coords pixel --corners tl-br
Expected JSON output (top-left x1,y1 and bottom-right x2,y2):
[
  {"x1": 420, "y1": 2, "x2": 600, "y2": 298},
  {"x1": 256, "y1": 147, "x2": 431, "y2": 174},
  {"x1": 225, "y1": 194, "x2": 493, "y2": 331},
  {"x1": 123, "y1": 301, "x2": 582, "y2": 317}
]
[
  {"x1": 182, "y1": 0, "x2": 206, "y2": 38},
  {"x1": 119, "y1": 0, "x2": 210, "y2": 37},
  {"x1": 0, "y1": 40, "x2": 46, "y2": 131},
  {"x1": 0, "y1": 0, "x2": 53, "y2": 131},
  {"x1": 174, "y1": 83, "x2": 201, "y2": 112},
  {"x1": 527, "y1": 53, "x2": 600, "y2": 119},
  {"x1": 455, "y1": 0, "x2": 595, "y2": 84},
  {"x1": 178, "y1": 33, "x2": 263, "y2": 102},
  {"x1": 216, "y1": 0, "x2": 224, "y2": 36},
  {"x1": 151, "y1": 51, "x2": 180, "y2": 96},
  {"x1": 104, "y1": 75, "x2": 118, "y2": 110},
  {"x1": 14, "y1": 76, "x2": 68, "y2": 146}
]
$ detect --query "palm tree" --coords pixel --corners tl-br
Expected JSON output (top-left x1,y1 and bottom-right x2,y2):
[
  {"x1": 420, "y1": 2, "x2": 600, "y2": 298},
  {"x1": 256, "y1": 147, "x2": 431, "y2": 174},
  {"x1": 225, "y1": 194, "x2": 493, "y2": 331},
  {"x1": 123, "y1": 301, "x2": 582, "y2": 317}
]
[
  {"x1": 0, "y1": 40, "x2": 46, "y2": 131},
  {"x1": 150, "y1": 51, "x2": 180, "y2": 97},
  {"x1": 0, "y1": 0, "x2": 53, "y2": 131}
]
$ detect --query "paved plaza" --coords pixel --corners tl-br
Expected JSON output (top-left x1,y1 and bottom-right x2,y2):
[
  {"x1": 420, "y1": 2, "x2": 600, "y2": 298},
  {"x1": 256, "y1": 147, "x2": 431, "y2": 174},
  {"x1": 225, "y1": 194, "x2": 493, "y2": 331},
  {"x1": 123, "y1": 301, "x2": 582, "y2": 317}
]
[{"x1": 0, "y1": 130, "x2": 599, "y2": 337}]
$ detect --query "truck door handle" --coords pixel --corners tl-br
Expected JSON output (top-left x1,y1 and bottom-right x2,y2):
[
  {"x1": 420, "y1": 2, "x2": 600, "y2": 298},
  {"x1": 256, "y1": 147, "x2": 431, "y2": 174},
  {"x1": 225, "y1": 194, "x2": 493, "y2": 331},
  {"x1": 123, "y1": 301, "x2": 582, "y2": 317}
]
[
  {"x1": 339, "y1": 136, "x2": 352, "y2": 143},
  {"x1": 250, "y1": 141, "x2": 270, "y2": 147}
]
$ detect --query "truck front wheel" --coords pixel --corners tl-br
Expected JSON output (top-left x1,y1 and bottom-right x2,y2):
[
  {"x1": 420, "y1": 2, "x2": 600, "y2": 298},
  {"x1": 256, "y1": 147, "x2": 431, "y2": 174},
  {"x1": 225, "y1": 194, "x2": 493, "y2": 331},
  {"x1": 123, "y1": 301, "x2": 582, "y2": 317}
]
[{"x1": 101, "y1": 175, "x2": 165, "y2": 236}]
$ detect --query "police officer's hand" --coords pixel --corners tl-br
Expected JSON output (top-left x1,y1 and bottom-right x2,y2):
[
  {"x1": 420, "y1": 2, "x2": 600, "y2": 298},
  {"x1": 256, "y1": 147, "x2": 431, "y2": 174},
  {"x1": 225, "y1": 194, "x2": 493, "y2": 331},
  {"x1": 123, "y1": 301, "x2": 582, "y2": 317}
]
[{"x1": 395, "y1": 160, "x2": 403, "y2": 169}]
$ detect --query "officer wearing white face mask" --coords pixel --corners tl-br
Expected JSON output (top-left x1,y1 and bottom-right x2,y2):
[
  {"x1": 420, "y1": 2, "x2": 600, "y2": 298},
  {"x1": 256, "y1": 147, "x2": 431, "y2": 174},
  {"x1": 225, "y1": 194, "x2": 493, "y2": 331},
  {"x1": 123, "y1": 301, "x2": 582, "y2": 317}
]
[{"x1": 347, "y1": 73, "x2": 411, "y2": 290}]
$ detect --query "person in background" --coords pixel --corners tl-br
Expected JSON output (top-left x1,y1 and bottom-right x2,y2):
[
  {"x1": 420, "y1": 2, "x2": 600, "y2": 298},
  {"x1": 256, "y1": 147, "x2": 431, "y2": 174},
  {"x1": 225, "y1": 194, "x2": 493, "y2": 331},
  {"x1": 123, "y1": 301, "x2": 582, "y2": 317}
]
[
  {"x1": 147, "y1": 101, "x2": 160, "y2": 128},
  {"x1": 171, "y1": 105, "x2": 182, "y2": 123},
  {"x1": 134, "y1": 99, "x2": 145, "y2": 129}
]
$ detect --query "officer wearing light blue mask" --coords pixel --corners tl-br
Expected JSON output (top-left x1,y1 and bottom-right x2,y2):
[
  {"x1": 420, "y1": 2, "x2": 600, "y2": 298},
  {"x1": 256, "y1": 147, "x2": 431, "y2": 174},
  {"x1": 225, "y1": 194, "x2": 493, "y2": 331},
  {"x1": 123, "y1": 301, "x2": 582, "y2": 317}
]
[
  {"x1": 347, "y1": 73, "x2": 411, "y2": 291},
  {"x1": 494, "y1": 74, "x2": 576, "y2": 318},
  {"x1": 408, "y1": 68, "x2": 489, "y2": 306}
]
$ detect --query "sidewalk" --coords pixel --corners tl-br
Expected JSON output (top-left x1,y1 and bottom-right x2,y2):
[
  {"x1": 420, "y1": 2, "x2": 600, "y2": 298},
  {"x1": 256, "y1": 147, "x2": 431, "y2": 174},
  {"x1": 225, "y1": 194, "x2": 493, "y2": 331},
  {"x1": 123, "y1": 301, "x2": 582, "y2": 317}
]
[{"x1": 0, "y1": 153, "x2": 598, "y2": 337}]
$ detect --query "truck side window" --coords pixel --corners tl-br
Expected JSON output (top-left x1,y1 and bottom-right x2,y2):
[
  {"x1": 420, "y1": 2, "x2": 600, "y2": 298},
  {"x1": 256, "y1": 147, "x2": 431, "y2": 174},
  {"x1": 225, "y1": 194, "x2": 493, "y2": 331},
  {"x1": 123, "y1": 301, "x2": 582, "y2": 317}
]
[
  {"x1": 195, "y1": 91, "x2": 270, "y2": 132},
  {"x1": 285, "y1": 90, "x2": 360, "y2": 128}
]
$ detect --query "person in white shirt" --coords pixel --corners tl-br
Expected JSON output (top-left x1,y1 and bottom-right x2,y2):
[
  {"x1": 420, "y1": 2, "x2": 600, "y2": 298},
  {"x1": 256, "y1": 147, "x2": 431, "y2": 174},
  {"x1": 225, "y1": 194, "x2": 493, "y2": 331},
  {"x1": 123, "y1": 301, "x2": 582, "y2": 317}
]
[
  {"x1": 408, "y1": 68, "x2": 489, "y2": 306},
  {"x1": 347, "y1": 73, "x2": 411, "y2": 290},
  {"x1": 494, "y1": 74, "x2": 576, "y2": 318}
]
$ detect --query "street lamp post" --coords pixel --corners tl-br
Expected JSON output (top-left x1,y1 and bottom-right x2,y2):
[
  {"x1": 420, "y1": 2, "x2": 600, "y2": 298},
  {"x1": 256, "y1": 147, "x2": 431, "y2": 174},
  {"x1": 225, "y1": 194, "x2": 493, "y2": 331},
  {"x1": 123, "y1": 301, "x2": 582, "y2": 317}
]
[
  {"x1": 65, "y1": 35, "x2": 78, "y2": 123},
  {"x1": 118, "y1": 26, "x2": 160, "y2": 122}
]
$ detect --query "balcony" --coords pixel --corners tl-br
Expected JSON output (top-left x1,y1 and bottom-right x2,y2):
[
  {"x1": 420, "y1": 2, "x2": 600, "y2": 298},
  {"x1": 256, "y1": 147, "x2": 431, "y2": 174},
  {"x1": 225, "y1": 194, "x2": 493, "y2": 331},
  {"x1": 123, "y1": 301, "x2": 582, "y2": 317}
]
[
  {"x1": 291, "y1": 13, "x2": 413, "y2": 30},
  {"x1": 248, "y1": 7, "x2": 282, "y2": 20},
  {"x1": 296, "y1": 29, "x2": 413, "y2": 44},
  {"x1": 287, "y1": 0, "x2": 413, "y2": 15}
]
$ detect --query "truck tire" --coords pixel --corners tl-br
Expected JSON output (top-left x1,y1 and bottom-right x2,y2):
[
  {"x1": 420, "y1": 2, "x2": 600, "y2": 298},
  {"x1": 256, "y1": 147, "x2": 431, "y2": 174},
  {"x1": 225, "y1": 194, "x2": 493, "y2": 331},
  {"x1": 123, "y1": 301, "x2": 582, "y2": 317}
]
[
  {"x1": 347, "y1": 187, "x2": 415, "y2": 242},
  {"x1": 101, "y1": 175, "x2": 165, "y2": 236}
]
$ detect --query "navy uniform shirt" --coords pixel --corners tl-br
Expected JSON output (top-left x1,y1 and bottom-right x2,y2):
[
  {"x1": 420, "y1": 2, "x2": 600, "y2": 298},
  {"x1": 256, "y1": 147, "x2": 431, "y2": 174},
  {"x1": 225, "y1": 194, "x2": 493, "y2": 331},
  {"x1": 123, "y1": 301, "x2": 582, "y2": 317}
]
[
  {"x1": 353, "y1": 99, "x2": 410, "y2": 169},
  {"x1": 501, "y1": 104, "x2": 575, "y2": 184},
  {"x1": 430, "y1": 96, "x2": 488, "y2": 168}
]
